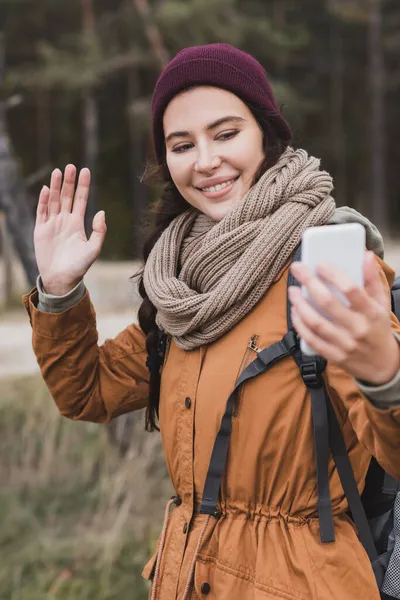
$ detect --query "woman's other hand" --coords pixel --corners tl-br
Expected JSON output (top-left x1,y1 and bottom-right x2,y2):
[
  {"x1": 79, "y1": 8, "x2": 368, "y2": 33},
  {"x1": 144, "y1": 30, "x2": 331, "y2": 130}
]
[
  {"x1": 288, "y1": 252, "x2": 400, "y2": 385},
  {"x1": 34, "y1": 165, "x2": 107, "y2": 296}
]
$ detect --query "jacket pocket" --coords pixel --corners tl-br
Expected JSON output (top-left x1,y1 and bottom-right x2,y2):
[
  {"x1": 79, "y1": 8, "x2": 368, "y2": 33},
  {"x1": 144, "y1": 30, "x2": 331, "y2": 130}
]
[
  {"x1": 233, "y1": 334, "x2": 260, "y2": 418},
  {"x1": 141, "y1": 550, "x2": 157, "y2": 581},
  {"x1": 193, "y1": 558, "x2": 305, "y2": 600}
]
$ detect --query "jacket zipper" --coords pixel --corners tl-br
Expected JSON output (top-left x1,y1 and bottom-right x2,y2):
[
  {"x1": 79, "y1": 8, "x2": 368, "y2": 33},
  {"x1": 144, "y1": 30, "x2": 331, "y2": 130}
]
[
  {"x1": 247, "y1": 336, "x2": 262, "y2": 354},
  {"x1": 233, "y1": 334, "x2": 260, "y2": 417}
]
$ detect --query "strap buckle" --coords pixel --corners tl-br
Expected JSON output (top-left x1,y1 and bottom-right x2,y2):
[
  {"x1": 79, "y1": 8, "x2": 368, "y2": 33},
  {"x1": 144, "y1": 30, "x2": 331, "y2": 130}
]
[
  {"x1": 300, "y1": 361, "x2": 323, "y2": 388},
  {"x1": 199, "y1": 497, "x2": 218, "y2": 516}
]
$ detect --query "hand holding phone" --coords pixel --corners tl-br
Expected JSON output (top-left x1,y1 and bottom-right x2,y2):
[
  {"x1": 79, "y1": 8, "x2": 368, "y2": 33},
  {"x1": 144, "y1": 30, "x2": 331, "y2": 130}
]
[{"x1": 299, "y1": 223, "x2": 366, "y2": 355}]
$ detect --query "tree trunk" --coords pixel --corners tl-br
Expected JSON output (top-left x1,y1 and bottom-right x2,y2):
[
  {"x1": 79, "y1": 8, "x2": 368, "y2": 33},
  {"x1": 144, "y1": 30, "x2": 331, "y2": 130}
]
[
  {"x1": 128, "y1": 68, "x2": 149, "y2": 260},
  {"x1": 81, "y1": 0, "x2": 98, "y2": 235},
  {"x1": 83, "y1": 90, "x2": 98, "y2": 235},
  {"x1": 0, "y1": 127, "x2": 40, "y2": 288},
  {"x1": 35, "y1": 89, "x2": 51, "y2": 170},
  {"x1": 273, "y1": 0, "x2": 287, "y2": 78},
  {"x1": 0, "y1": 210, "x2": 13, "y2": 306},
  {"x1": 0, "y1": 34, "x2": 38, "y2": 289},
  {"x1": 329, "y1": 2, "x2": 347, "y2": 205},
  {"x1": 133, "y1": 0, "x2": 169, "y2": 69},
  {"x1": 369, "y1": 0, "x2": 388, "y2": 233}
]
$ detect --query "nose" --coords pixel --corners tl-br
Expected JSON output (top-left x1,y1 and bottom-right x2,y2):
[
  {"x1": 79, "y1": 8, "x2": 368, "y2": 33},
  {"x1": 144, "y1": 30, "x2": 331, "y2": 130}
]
[{"x1": 194, "y1": 144, "x2": 221, "y2": 173}]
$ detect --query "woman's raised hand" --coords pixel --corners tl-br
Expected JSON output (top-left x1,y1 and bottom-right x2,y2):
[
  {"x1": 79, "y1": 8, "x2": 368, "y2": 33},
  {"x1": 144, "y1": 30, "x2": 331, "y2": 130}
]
[{"x1": 34, "y1": 165, "x2": 107, "y2": 296}]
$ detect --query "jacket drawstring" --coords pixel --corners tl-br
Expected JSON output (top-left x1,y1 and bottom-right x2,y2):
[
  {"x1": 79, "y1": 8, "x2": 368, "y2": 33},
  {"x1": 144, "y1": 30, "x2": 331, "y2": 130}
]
[
  {"x1": 181, "y1": 514, "x2": 211, "y2": 600},
  {"x1": 150, "y1": 496, "x2": 177, "y2": 600}
]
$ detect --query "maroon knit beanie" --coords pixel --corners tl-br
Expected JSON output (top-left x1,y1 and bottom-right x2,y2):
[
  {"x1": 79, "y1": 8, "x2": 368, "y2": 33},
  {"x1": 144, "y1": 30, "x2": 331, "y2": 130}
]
[{"x1": 151, "y1": 43, "x2": 292, "y2": 164}]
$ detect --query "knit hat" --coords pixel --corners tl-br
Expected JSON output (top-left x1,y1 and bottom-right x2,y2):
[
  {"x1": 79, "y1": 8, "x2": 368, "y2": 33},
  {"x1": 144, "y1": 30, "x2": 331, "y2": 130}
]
[{"x1": 151, "y1": 43, "x2": 292, "y2": 164}]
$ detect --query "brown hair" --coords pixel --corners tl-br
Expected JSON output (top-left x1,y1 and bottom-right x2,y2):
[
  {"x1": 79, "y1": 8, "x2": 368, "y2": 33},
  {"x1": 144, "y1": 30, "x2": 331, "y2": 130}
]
[{"x1": 136, "y1": 105, "x2": 292, "y2": 432}]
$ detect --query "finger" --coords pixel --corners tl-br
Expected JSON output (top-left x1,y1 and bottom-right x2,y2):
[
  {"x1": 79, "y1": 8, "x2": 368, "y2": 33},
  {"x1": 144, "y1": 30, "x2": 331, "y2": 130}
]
[
  {"x1": 292, "y1": 261, "x2": 373, "y2": 325},
  {"x1": 288, "y1": 286, "x2": 356, "y2": 352},
  {"x1": 317, "y1": 260, "x2": 381, "y2": 318},
  {"x1": 72, "y1": 168, "x2": 91, "y2": 217},
  {"x1": 87, "y1": 210, "x2": 107, "y2": 257},
  {"x1": 290, "y1": 262, "x2": 355, "y2": 327},
  {"x1": 48, "y1": 169, "x2": 62, "y2": 216},
  {"x1": 60, "y1": 164, "x2": 77, "y2": 213},
  {"x1": 363, "y1": 251, "x2": 387, "y2": 308},
  {"x1": 291, "y1": 306, "x2": 347, "y2": 363},
  {"x1": 36, "y1": 185, "x2": 50, "y2": 224}
]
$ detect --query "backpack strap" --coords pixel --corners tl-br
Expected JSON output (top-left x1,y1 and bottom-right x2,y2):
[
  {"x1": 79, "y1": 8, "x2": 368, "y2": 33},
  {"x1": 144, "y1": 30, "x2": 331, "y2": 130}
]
[
  {"x1": 362, "y1": 457, "x2": 398, "y2": 518},
  {"x1": 383, "y1": 472, "x2": 400, "y2": 496},
  {"x1": 287, "y1": 245, "x2": 335, "y2": 543},
  {"x1": 198, "y1": 330, "x2": 298, "y2": 517},
  {"x1": 391, "y1": 277, "x2": 400, "y2": 317},
  {"x1": 326, "y1": 398, "x2": 378, "y2": 562},
  {"x1": 288, "y1": 244, "x2": 378, "y2": 561}
]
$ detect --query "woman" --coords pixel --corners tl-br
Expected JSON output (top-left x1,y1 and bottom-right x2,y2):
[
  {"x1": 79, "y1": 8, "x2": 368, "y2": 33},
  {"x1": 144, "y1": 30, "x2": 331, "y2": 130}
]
[{"x1": 24, "y1": 44, "x2": 400, "y2": 599}]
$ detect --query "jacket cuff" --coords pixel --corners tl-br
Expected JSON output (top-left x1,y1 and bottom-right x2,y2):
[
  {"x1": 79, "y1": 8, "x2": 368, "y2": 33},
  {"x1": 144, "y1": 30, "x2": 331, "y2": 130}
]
[
  {"x1": 36, "y1": 275, "x2": 86, "y2": 313},
  {"x1": 22, "y1": 284, "x2": 95, "y2": 339},
  {"x1": 355, "y1": 332, "x2": 400, "y2": 408}
]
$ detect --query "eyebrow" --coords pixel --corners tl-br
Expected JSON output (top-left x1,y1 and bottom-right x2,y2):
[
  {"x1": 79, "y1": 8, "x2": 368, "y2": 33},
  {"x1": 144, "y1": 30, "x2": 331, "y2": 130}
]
[{"x1": 165, "y1": 116, "x2": 245, "y2": 144}]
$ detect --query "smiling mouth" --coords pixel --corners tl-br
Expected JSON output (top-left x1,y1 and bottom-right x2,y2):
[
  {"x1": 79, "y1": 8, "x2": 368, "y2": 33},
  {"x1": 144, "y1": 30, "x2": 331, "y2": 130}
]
[{"x1": 195, "y1": 175, "x2": 240, "y2": 194}]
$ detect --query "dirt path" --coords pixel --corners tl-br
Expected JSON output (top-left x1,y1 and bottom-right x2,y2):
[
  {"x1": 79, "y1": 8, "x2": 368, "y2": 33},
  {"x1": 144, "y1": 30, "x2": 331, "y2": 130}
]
[
  {"x1": 0, "y1": 310, "x2": 138, "y2": 378},
  {"x1": 1, "y1": 244, "x2": 399, "y2": 379}
]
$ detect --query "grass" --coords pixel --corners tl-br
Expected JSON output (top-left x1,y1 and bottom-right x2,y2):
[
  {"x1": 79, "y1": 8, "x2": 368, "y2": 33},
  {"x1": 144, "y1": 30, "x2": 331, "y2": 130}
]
[
  {"x1": 0, "y1": 292, "x2": 26, "y2": 316},
  {"x1": 0, "y1": 375, "x2": 171, "y2": 599}
]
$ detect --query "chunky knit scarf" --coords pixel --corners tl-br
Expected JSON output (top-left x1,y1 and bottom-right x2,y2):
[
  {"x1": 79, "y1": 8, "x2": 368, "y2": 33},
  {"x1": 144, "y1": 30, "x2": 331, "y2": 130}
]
[{"x1": 143, "y1": 147, "x2": 336, "y2": 350}]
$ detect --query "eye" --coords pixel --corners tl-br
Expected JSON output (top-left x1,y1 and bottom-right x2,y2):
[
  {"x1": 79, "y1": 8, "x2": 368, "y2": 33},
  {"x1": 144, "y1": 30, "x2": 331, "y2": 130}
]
[
  {"x1": 172, "y1": 143, "x2": 193, "y2": 154},
  {"x1": 216, "y1": 130, "x2": 239, "y2": 141}
]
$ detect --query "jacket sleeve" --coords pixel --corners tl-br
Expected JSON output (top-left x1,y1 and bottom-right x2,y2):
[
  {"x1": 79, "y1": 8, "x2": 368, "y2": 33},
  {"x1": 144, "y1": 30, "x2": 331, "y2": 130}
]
[
  {"x1": 22, "y1": 286, "x2": 149, "y2": 424},
  {"x1": 326, "y1": 256, "x2": 400, "y2": 480},
  {"x1": 355, "y1": 335, "x2": 400, "y2": 407}
]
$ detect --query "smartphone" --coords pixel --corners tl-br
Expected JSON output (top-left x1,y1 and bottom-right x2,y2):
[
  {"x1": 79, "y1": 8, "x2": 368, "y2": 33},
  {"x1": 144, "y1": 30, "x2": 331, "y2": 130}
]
[{"x1": 299, "y1": 223, "x2": 366, "y2": 356}]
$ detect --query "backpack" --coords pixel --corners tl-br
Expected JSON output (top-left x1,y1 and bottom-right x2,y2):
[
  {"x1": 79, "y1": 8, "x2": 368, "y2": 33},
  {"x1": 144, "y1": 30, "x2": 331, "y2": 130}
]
[{"x1": 196, "y1": 244, "x2": 400, "y2": 599}]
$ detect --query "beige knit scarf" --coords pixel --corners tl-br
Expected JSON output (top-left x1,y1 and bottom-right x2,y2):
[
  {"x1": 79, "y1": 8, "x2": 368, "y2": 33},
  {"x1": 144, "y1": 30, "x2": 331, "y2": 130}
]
[{"x1": 143, "y1": 147, "x2": 336, "y2": 350}]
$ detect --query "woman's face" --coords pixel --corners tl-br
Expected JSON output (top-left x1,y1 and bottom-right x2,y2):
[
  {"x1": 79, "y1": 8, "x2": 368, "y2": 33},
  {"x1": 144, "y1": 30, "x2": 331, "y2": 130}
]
[{"x1": 163, "y1": 86, "x2": 265, "y2": 221}]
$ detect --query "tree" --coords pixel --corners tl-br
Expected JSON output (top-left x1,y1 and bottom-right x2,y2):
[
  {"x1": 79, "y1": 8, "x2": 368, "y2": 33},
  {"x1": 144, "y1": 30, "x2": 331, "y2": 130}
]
[
  {"x1": 0, "y1": 35, "x2": 38, "y2": 290},
  {"x1": 369, "y1": 0, "x2": 388, "y2": 234}
]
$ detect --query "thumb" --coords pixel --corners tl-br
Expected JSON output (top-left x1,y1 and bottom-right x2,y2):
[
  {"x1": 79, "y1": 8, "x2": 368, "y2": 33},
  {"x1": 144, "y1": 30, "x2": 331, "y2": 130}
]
[
  {"x1": 88, "y1": 210, "x2": 107, "y2": 255},
  {"x1": 364, "y1": 251, "x2": 387, "y2": 308}
]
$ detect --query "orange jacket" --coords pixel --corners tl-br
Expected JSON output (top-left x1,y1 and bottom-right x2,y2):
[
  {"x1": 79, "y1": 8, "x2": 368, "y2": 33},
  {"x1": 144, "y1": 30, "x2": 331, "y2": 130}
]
[{"x1": 23, "y1": 259, "x2": 400, "y2": 600}]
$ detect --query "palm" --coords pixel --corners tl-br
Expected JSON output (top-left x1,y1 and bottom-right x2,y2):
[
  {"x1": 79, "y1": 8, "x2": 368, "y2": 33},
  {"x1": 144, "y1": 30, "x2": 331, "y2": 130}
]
[
  {"x1": 34, "y1": 165, "x2": 106, "y2": 294},
  {"x1": 35, "y1": 212, "x2": 90, "y2": 282}
]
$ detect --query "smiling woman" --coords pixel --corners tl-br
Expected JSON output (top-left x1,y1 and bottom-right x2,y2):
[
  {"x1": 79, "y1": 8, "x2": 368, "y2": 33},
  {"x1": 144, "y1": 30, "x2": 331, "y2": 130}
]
[{"x1": 24, "y1": 43, "x2": 400, "y2": 600}]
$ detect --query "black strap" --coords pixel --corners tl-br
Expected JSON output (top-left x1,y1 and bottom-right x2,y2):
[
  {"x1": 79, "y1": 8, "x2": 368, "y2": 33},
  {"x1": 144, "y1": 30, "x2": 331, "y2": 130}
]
[
  {"x1": 286, "y1": 244, "x2": 302, "y2": 327},
  {"x1": 309, "y1": 383, "x2": 335, "y2": 543},
  {"x1": 325, "y1": 395, "x2": 378, "y2": 562},
  {"x1": 288, "y1": 243, "x2": 378, "y2": 558},
  {"x1": 198, "y1": 331, "x2": 298, "y2": 517},
  {"x1": 391, "y1": 277, "x2": 400, "y2": 316},
  {"x1": 287, "y1": 245, "x2": 335, "y2": 543},
  {"x1": 382, "y1": 473, "x2": 400, "y2": 496}
]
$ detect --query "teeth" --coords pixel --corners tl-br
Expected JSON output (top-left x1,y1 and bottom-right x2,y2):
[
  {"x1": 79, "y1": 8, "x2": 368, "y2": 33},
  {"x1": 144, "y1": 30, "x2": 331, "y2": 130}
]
[{"x1": 202, "y1": 178, "x2": 235, "y2": 193}]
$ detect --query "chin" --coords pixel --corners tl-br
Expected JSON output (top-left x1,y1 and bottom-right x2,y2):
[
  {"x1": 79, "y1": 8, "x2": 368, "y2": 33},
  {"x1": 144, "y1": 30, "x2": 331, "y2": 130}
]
[{"x1": 203, "y1": 200, "x2": 236, "y2": 222}]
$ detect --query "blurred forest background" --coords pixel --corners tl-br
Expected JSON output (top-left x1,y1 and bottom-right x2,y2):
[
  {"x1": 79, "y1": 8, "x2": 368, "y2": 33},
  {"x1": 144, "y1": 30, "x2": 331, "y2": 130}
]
[
  {"x1": 2, "y1": 0, "x2": 400, "y2": 262},
  {"x1": 1, "y1": 0, "x2": 400, "y2": 598}
]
